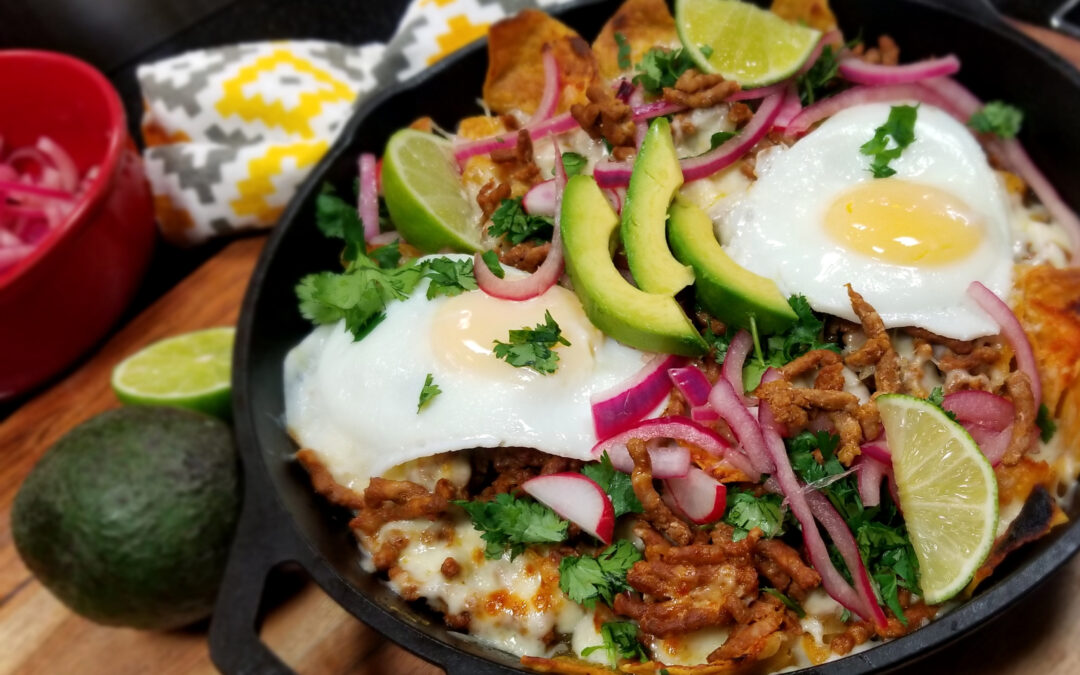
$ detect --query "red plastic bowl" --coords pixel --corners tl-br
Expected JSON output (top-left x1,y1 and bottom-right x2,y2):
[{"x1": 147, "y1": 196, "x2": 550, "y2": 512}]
[{"x1": 0, "y1": 50, "x2": 155, "y2": 400}]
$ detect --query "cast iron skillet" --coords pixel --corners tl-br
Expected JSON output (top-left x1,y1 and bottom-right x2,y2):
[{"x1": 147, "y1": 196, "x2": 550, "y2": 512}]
[{"x1": 213, "y1": 0, "x2": 1080, "y2": 672}]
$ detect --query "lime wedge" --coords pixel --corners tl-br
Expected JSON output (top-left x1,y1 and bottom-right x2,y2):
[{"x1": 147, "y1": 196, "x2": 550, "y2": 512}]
[
  {"x1": 382, "y1": 129, "x2": 481, "y2": 253},
  {"x1": 111, "y1": 327, "x2": 235, "y2": 419},
  {"x1": 877, "y1": 394, "x2": 999, "y2": 604},
  {"x1": 675, "y1": 0, "x2": 821, "y2": 87}
]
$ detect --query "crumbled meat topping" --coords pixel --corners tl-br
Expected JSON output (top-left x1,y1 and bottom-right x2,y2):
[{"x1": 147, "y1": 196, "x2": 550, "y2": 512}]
[{"x1": 662, "y1": 68, "x2": 740, "y2": 109}]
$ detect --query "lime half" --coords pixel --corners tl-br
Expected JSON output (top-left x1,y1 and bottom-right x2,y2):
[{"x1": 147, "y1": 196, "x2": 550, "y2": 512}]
[
  {"x1": 877, "y1": 394, "x2": 999, "y2": 604},
  {"x1": 382, "y1": 129, "x2": 481, "y2": 253},
  {"x1": 112, "y1": 327, "x2": 235, "y2": 419},
  {"x1": 675, "y1": 0, "x2": 821, "y2": 87}
]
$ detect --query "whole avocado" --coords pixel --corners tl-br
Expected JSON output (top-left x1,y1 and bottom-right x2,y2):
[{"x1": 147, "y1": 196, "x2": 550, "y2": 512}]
[{"x1": 11, "y1": 406, "x2": 240, "y2": 630}]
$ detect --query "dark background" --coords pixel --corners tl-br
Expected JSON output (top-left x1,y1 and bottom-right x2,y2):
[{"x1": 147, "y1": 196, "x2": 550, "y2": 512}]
[{"x1": 0, "y1": 0, "x2": 408, "y2": 413}]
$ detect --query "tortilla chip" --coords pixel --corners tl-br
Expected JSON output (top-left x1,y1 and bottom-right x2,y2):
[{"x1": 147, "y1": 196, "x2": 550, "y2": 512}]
[
  {"x1": 483, "y1": 9, "x2": 598, "y2": 116},
  {"x1": 771, "y1": 0, "x2": 838, "y2": 32},
  {"x1": 593, "y1": 0, "x2": 679, "y2": 80}
]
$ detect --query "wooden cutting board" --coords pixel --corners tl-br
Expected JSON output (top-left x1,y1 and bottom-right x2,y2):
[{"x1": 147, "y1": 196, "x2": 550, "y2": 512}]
[{"x1": 4, "y1": 20, "x2": 1080, "y2": 675}]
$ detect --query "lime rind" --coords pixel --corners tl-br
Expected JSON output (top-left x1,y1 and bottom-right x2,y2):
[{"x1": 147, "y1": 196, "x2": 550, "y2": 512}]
[
  {"x1": 877, "y1": 394, "x2": 998, "y2": 604},
  {"x1": 675, "y1": 0, "x2": 822, "y2": 87}
]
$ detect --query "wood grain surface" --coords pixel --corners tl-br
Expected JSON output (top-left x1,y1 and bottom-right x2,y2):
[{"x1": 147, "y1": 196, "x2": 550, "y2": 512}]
[{"x1": 3, "y1": 18, "x2": 1080, "y2": 675}]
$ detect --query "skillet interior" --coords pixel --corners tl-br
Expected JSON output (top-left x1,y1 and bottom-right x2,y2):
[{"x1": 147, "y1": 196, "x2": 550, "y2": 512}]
[{"x1": 225, "y1": 1, "x2": 1080, "y2": 673}]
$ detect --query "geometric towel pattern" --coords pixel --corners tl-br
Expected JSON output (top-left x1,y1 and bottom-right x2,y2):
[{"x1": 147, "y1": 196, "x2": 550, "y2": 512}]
[{"x1": 138, "y1": 0, "x2": 575, "y2": 245}]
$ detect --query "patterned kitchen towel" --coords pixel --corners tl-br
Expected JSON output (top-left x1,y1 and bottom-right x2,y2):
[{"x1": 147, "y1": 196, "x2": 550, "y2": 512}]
[{"x1": 138, "y1": 0, "x2": 576, "y2": 245}]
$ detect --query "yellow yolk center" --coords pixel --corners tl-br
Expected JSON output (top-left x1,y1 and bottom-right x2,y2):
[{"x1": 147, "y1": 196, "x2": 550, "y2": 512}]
[
  {"x1": 824, "y1": 179, "x2": 984, "y2": 265},
  {"x1": 430, "y1": 285, "x2": 600, "y2": 383}
]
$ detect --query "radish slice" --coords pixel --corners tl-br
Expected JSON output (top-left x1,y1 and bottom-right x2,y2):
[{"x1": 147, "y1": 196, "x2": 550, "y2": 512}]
[
  {"x1": 668, "y1": 365, "x2": 712, "y2": 407},
  {"x1": 474, "y1": 141, "x2": 566, "y2": 301},
  {"x1": 967, "y1": 281, "x2": 1041, "y2": 406},
  {"x1": 721, "y1": 330, "x2": 754, "y2": 405},
  {"x1": 856, "y1": 455, "x2": 889, "y2": 507},
  {"x1": 452, "y1": 112, "x2": 579, "y2": 167},
  {"x1": 759, "y1": 403, "x2": 888, "y2": 629},
  {"x1": 522, "y1": 472, "x2": 615, "y2": 544},
  {"x1": 942, "y1": 390, "x2": 1014, "y2": 432},
  {"x1": 528, "y1": 47, "x2": 561, "y2": 126},
  {"x1": 838, "y1": 54, "x2": 961, "y2": 86},
  {"x1": 966, "y1": 425, "x2": 1011, "y2": 466},
  {"x1": 604, "y1": 442, "x2": 691, "y2": 479},
  {"x1": 707, "y1": 377, "x2": 772, "y2": 477},
  {"x1": 592, "y1": 416, "x2": 755, "y2": 478},
  {"x1": 664, "y1": 468, "x2": 727, "y2": 524},
  {"x1": 523, "y1": 179, "x2": 557, "y2": 217},
  {"x1": 785, "y1": 84, "x2": 951, "y2": 137},
  {"x1": 358, "y1": 153, "x2": 379, "y2": 241},
  {"x1": 591, "y1": 354, "x2": 684, "y2": 441}
]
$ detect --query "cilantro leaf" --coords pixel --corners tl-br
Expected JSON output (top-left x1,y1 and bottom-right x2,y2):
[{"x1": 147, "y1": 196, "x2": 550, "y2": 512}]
[
  {"x1": 315, "y1": 183, "x2": 366, "y2": 262},
  {"x1": 560, "y1": 151, "x2": 588, "y2": 178},
  {"x1": 480, "y1": 250, "x2": 505, "y2": 279},
  {"x1": 969, "y1": 101, "x2": 1023, "y2": 139},
  {"x1": 559, "y1": 540, "x2": 642, "y2": 609},
  {"x1": 581, "y1": 621, "x2": 649, "y2": 666},
  {"x1": 703, "y1": 325, "x2": 734, "y2": 364},
  {"x1": 454, "y1": 493, "x2": 568, "y2": 559},
  {"x1": 422, "y1": 256, "x2": 477, "y2": 299},
  {"x1": 797, "y1": 44, "x2": 840, "y2": 105},
  {"x1": 369, "y1": 241, "x2": 403, "y2": 269},
  {"x1": 582, "y1": 452, "x2": 643, "y2": 517},
  {"x1": 632, "y1": 47, "x2": 699, "y2": 95},
  {"x1": 709, "y1": 131, "x2": 736, "y2": 150},
  {"x1": 927, "y1": 386, "x2": 959, "y2": 423},
  {"x1": 763, "y1": 587, "x2": 806, "y2": 618},
  {"x1": 488, "y1": 197, "x2": 554, "y2": 244},
  {"x1": 860, "y1": 105, "x2": 919, "y2": 178},
  {"x1": 615, "y1": 32, "x2": 632, "y2": 70},
  {"x1": 417, "y1": 373, "x2": 441, "y2": 413},
  {"x1": 741, "y1": 295, "x2": 839, "y2": 390},
  {"x1": 724, "y1": 488, "x2": 787, "y2": 541},
  {"x1": 1037, "y1": 403, "x2": 1057, "y2": 443},
  {"x1": 492, "y1": 310, "x2": 571, "y2": 374}
]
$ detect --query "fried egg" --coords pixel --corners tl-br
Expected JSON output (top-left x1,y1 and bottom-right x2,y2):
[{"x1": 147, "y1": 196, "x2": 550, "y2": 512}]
[
  {"x1": 284, "y1": 255, "x2": 654, "y2": 491},
  {"x1": 722, "y1": 102, "x2": 1014, "y2": 340}
]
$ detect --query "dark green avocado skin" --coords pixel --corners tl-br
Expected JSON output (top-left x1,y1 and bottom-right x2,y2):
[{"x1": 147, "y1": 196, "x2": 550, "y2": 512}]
[{"x1": 11, "y1": 406, "x2": 240, "y2": 630}]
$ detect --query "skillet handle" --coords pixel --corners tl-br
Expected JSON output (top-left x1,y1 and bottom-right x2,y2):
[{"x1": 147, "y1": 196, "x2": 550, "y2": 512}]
[
  {"x1": 208, "y1": 481, "x2": 300, "y2": 675},
  {"x1": 911, "y1": 0, "x2": 1002, "y2": 22}
]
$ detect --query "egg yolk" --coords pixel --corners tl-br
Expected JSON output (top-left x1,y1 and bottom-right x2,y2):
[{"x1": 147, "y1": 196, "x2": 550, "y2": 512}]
[
  {"x1": 824, "y1": 179, "x2": 984, "y2": 265},
  {"x1": 430, "y1": 285, "x2": 600, "y2": 383}
]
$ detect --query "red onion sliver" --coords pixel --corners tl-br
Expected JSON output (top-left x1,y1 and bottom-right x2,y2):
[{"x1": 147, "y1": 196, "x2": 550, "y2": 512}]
[
  {"x1": 838, "y1": 54, "x2": 961, "y2": 86},
  {"x1": 630, "y1": 100, "x2": 686, "y2": 121},
  {"x1": 797, "y1": 29, "x2": 843, "y2": 77},
  {"x1": 727, "y1": 81, "x2": 787, "y2": 102},
  {"x1": 967, "y1": 281, "x2": 1041, "y2": 405},
  {"x1": 681, "y1": 92, "x2": 784, "y2": 182},
  {"x1": 690, "y1": 405, "x2": 720, "y2": 423},
  {"x1": 773, "y1": 84, "x2": 803, "y2": 130},
  {"x1": 592, "y1": 354, "x2": 684, "y2": 441},
  {"x1": 860, "y1": 442, "x2": 893, "y2": 465},
  {"x1": 707, "y1": 378, "x2": 772, "y2": 477},
  {"x1": 452, "y1": 112, "x2": 579, "y2": 166},
  {"x1": 785, "y1": 84, "x2": 951, "y2": 137},
  {"x1": 36, "y1": 137, "x2": 79, "y2": 192},
  {"x1": 358, "y1": 153, "x2": 379, "y2": 241},
  {"x1": 668, "y1": 365, "x2": 712, "y2": 407},
  {"x1": 942, "y1": 390, "x2": 1014, "y2": 432},
  {"x1": 721, "y1": 330, "x2": 754, "y2": 405},
  {"x1": 528, "y1": 47, "x2": 561, "y2": 126},
  {"x1": 856, "y1": 455, "x2": 889, "y2": 508},
  {"x1": 917, "y1": 76, "x2": 982, "y2": 120},
  {"x1": 592, "y1": 416, "x2": 756, "y2": 479},
  {"x1": 0, "y1": 180, "x2": 73, "y2": 201},
  {"x1": 523, "y1": 179, "x2": 557, "y2": 217}
]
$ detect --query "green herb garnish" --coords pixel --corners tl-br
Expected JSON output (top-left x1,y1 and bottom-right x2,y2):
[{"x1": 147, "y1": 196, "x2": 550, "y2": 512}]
[
  {"x1": 1037, "y1": 403, "x2": 1058, "y2": 443},
  {"x1": 709, "y1": 130, "x2": 737, "y2": 149},
  {"x1": 560, "y1": 151, "x2": 588, "y2": 178},
  {"x1": 969, "y1": 101, "x2": 1023, "y2": 139},
  {"x1": 492, "y1": 310, "x2": 571, "y2": 374},
  {"x1": 488, "y1": 197, "x2": 554, "y2": 245},
  {"x1": 860, "y1": 104, "x2": 919, "y2": 178},
  {"x1": 633, "y1": 46, "x2": 702, "y2": 94},
  {"x1": 581, "y1": 621, "x2": 649, "y2": 666},
  {"x1": 423, "y1": 256, "x2": 477, "y2": 299},
  {"x1": 480, "y1": 249, "x2": 505, "y2": 278},
  {"x1": 582, "y1": 452, "x2": 644, "y2": 517},
  {"x1": 927, "y1": 386, "x2": 959, "y2": 423},
  {"x1": 763, "y1": 587, "x2": 806, "y2": 617},
  {"x1": 559, "y1": 540, "x2": 642, "y2": 609},
  {"x1": 724, "y1": 488, "x2": 787, "y2": 541},
  {"x1": 454, "y1": 493, "x2": 568, "y2": 559},
  {"x1": 615, "y1": 32, "x2": 632, "y2": 70},
  {"x1": 417, "y1": 373, "x2": 441, "y2": 412}
]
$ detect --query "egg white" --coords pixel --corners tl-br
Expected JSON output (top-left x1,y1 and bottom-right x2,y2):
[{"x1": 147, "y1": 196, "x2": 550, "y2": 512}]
[
  {"x1": 284, "y1": 255, "x2": 655, "y2": 491},
  {"x1": 722, "y1": 102, "x2": 1014, "y2": 340}
]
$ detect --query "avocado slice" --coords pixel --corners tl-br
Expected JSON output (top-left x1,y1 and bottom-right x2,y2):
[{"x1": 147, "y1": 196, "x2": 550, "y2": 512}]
[
  {"x1": 668, "y1": 194, "x2": 798, "y2": 334},
  {"x1": 621, "y1": 117, "x2": 695, "y2": 296},
  {"x1": 562, "y1": 175, "x2": 707, "y2": 357}
]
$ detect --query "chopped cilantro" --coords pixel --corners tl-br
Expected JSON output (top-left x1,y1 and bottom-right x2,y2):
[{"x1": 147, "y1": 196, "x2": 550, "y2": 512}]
[
  {"x1": 969, "y1": 101, "x2": 1023, "y2": 139},
  {"x1": 1037, "y1": 403, "x2": 1058, "y2": 443},
  {"x1": 582, "y1": 452, "x2": 643, "y2": 517},
  {"x1": 703, "y1": 325, "x2": 734, "y2": 363},
  {"x1": 860, "y1": 105, "x2": 919, "y2": 178},
  {"x1": 480, "y1": 249, "x2": 505, "y2": 278},
  {"x1": 796, "y1": 44, "x2": 840, "y2": 105},
  {"x1": 840, "y1": 608, "x2": 853, "y2": 623},
  {"x1": 560, "y1": 151, "x2": 588, "y2": 178},
  {"x1": 423, "y1": 256, "x2": 477, "y2": 299},
  {"x1": 487, "y1": 197, "x2": 554, "y2": 244},
  {"x1": 559, "y1": 540, "x2": 642, "y2": 609},
  {"x1": 417, "y1": 373, "x2": 441, "y2": 412},
  {"x1": 763, "y1": 587, "x2": 806, "y2": 618},
  {"x1": 723, "y1": 488, "x2": 787, "y2": 541},
  {"x1": 709, "y1": 130, "x2": 737, "y2": 149},
  {"x1": 369, "y1": 241, "x2": 403, "y2": 269},
  {"x1": 492, "y1": 310, "x2": 571, "y2": 374},
  {"x1": 315, "y1": 183, "x2": 365, "y2": 262},
  {"x1": 615, "y1": 32, "x2": 632, "y2": 70},
  {"x1": 632, "y1": 47, "x2": 700, "y2": 94},
  {"x1": 581, "y1": 620, "x2": 649, "y2": 666},
  {"x1": 740, "y1": 295, "x2": 840, "y2": 390},
  {"x1": 454, "y1": 493, "x2": 568, "y2": 559},
  {"x1": 926, "y1": 386, "x2": 959, "y2": 423}
]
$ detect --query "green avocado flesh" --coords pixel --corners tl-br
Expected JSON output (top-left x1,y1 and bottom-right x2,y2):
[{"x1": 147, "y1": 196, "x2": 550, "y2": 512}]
[
  {"x1": 621, "y1": 117, "x2": 695, "y2": 296},
  {"x1": 11, "y1": 406, "x2": 240, "y2": 630},
  {"x1": 561, "y1": 174, "x2": 706, "y2": 356},
  {"x1": 668, "y1": 194, "x2": 797, "y2": 334}
]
